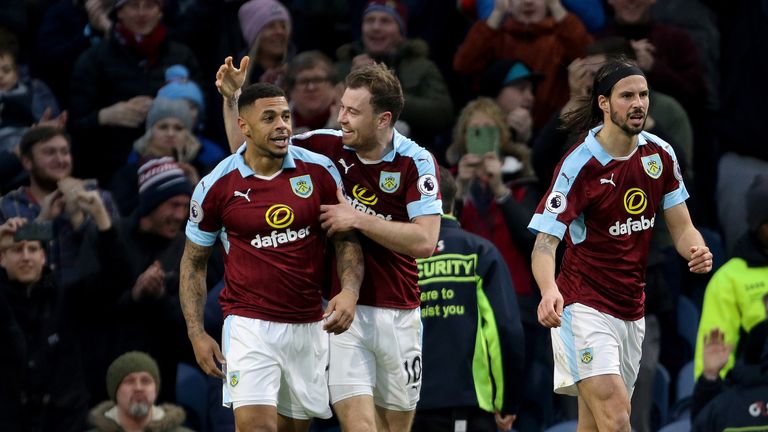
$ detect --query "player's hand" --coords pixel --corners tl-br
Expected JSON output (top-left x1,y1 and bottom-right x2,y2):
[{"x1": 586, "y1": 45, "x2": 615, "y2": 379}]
[
  {"x1": 216, "y1": 56, "x2": 249, "y2": 100},
  {"x1": 323, "y1": 289, "x2": 357, "y2": 334},
  {"x1": 688, "y1": 245, "x2": 712, "y2": 274},
  {"x1": 319, "y1": 189, "x2": 358, "y2": 237},
  {"x1": 495, "y1": 413, "x2": 516, "y2": 431},
  {"x1": 538, "y1": 287, "x2": 564, "y2": 328},
  {"x1": 701, "y1": 327, "x2": 732, "y2": 380},
  {"x1": 189, "y1": 332, "x2": 226, "y2": 378}
]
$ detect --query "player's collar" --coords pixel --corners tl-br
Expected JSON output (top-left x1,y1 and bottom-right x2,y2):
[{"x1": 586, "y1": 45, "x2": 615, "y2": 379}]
[
  {"x1": 586, "y1": 125, "x2": 648, "y2": 166},
  {"x1": 234, "y1": 142, "x2": 296, "y2": 178},
  {"x1": 342, "y1": 129, "x2": 401, "y2": 162}
]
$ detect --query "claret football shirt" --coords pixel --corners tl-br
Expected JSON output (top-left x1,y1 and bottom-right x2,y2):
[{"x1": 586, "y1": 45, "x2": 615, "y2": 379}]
[
  {"x1": 186, "y1": 144, "x2": 343, "y2": 323},
  {"x1": 528, "y1": 126, "x2": 688, "y2": 320},
  {"x1": 292, "y1": 129, "x2": 443, "y2": 309}
]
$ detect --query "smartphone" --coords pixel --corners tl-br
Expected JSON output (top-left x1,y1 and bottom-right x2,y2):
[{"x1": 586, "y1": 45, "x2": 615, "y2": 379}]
[
  {"x1": 14, "y1": 221, "x2": 54, "y2": 242},
  {"x1": 465, "y1": 126, "x2": 500, "y2": 156}
]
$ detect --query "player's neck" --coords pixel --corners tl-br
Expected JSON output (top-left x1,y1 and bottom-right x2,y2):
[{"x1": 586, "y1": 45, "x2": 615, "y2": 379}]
[
  {"x1": 243, "y1": 146, "x2": 283, "y2": 176},
  {"x1": 357, "y1": 129, "x2": 394, "y2": 161},
  {"x1": 596, "y1": 123, "x2": 638, "y2": 158}
]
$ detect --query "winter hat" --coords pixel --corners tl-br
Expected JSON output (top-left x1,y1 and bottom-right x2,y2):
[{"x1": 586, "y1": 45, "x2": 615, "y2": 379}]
[
  {"x1": 363, "y1": 0, "x2": 408, "y2": 35},
  {"x1": 157, "y1": 65, "x2": 206, "y2": 116},
  {"x1": 146, "y1": 97, "x2": 194, "y2": 132},
  {"x1": 479, "y1": 60, "x2": 544, "y2": 98},
  {"x1": 137, "y1": 157, "x2": 193, "y2": 217},
  {"x1": 106, "y1": 351, "x2": 160, "y2": 401},
  {"x1": 746, "y1": 174, "x2": 768, "y2": 232},
  {"x1": 238, "y1": 0, "x2": 292, "y2": 46}
]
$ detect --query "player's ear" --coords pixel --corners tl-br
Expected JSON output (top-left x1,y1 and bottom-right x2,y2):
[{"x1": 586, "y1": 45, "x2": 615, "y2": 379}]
[{"x1": 598, "y1": 95, "x2": 609, "y2": 113}]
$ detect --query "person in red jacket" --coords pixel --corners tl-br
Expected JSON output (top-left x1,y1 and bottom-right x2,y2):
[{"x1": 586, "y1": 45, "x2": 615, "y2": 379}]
[{"x1": 453, "y1": 0, "x2": 592, "y2": 129}]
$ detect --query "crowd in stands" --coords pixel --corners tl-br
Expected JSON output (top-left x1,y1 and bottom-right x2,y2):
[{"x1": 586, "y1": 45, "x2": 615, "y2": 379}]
[{"x1": 0, "y1": 0, "x2": 766, "y2": 430}]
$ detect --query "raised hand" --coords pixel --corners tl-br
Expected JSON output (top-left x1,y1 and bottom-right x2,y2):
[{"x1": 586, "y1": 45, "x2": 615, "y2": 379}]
[{"x1": 216, "y1": 56, "x2": 249, "y2": 100}]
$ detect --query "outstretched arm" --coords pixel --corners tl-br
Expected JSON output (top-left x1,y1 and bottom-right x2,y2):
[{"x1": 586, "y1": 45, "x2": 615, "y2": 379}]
[
  {"x1": 179, "y1": 239, "x2": 225, "y2": 378},
  {"x1": 663, "y1": 202, "x2": 712, "y2": 274},
  {"x1": 216, "y1": 56, "x2": 249, "y2": 153},
  {"x1": 323, "y1": 231, "x2": 365, "y2": 334},
  {"x1": 531, "y1": 232, "x2": 563, "y2": 328}
]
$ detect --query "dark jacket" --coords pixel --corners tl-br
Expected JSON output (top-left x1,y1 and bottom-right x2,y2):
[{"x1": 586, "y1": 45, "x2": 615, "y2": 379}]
[
  {"x1": 87, "y1": 401, "x2": 192, "y2": 432},
  {"x1": 692, "y1": 364, "x2": 768, "y2": 432},
  {"x1": 69, "y1": 29, "x2": 200, "y2": 185},
  {"x1": 417, "y1": 215, "x2": 525, "y2": 416},
  {"x1": 0, "y1": 227, "x2": 125, "y2": 432}
]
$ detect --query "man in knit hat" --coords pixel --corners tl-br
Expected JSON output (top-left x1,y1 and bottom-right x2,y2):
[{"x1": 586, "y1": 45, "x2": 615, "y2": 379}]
[
  {"x1": 696, "y1": 174, "x2": 768, "y2": 381},
  {"x1": 112, "y1": 158, "x2": 221, "y2": 403},
  {"x1": 237, "y1": 0, "x2": 293, "y2": 85},
  {"x1": 87, "y1": 351, "x2": 193, "y2": 432}
]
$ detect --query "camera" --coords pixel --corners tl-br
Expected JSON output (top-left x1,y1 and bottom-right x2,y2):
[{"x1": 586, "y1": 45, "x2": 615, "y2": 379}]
[{"x1": 14, "y1": 221, "x2": 54, "y2": 242}]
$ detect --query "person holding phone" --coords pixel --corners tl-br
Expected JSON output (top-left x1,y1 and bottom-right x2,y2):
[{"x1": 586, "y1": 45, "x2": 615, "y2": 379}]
[
  {"x1": 445, "y1": 97, "x2": 547, "y2": 426},
  {"x1": 0, "y1": 126, "x2": 120, "y2": 286}
]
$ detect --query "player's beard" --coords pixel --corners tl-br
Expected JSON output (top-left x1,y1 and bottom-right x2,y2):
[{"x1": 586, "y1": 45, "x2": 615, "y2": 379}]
[{"x1": 611, "y1": 107, "x2": 646, "y2": 136}]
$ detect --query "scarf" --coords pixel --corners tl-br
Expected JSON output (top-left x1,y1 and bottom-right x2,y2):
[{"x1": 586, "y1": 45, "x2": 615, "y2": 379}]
[{"x1": 114, "y1": 22, "x2": 167, "y2": 67}]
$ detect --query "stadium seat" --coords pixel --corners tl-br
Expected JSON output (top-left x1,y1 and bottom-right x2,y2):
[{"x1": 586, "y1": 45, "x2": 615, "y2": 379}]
[
  {"x1": 672, "y1": 361, "x2": 695, "y2": 419},
  {"x1": 543, "y1": 419, "x2": 578, "y2": 432},
  {"x1": 677, "y1": 295, "x2": 700, "y2": 358},
  {"x1": 653, "y1": 364, "x2": 671, "y2": 429},
  {"x1": 658, "y1": 417, "x2": 691, "y2": 432},
  {"x1": 177, "y1": 362, "x2": 208, "y2": 431}
]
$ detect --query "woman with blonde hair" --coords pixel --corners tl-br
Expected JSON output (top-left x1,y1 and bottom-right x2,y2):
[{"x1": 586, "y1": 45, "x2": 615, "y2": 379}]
[{"x1": 448, "y1": 98, "x2": 545, "y2": 373}]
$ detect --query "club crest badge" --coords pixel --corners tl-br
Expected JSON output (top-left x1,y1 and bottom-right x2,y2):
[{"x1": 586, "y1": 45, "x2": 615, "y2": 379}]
[
  {"x1": 290, "y1": 175, "x2": 313, "y2": 198},
  {"x1": 641, "y1": 154, "x2": 663, "y2": 179},
  {"x1": 379, "y1": 171, "x2": 401, "y2": 193},
  {"x1": 579, "y1": 348, "x2": 594, "y2": 364},
  {"x1": 229, "y1": 371, "x2": 240, "y2": 387}
]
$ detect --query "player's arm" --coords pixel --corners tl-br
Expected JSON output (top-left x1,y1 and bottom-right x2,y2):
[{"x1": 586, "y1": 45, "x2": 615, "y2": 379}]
[
  {"x1": 531, "y1": 232, "x2": 564, "y2": 328},
  {"x1": 663, "y1": 202, "x2": 713, "y2": 274},
  {"x1": 357, "y1": 213, "x2": 440, "y2": 258},
  {"x1": 323, "y1": 231, "x2": 364, "y2": 334},
  {"x1": 320, "y1": 190, "x2": 440, "y2": 258},
  {"x1": 180, "y1": 239, "x2": 225, "y2": 378},
  {"x1": 215, "y1": 56, "x2": 248, "y2": 153}
]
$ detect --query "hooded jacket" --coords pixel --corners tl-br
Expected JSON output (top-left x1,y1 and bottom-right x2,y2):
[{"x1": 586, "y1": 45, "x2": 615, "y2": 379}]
[{"x1": 87, "y1": 401, "x2": 192, "y2": 432}]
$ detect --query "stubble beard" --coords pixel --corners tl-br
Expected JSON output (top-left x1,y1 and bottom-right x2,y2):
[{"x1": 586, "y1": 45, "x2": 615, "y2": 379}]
[{"x1": 610, "y1": 109, "x2": 645, "y2": 136}]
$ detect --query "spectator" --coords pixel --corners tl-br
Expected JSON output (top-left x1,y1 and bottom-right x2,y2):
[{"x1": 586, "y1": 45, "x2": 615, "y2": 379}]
[
  {"x1": 0, "y1": 127, "x2": 120, "y2": 286},
  {"x1": 335, "y1": 0, "x2": 454, "y2": 149},
  {"x1": 0, "y1": 27, "x2": 64, "y2": 153},
  {"x1": 472, "y1": 60, "x2": 542, "y2": 154},
  {"x1": 691, "y1": 326, "x2": 768, "y2": 432},
  {"x1": 33, "y1": 0, "x2": 113, "y2": 106},
  {"x1": 600, "y1": 0, "x2": 707, "y2": 113},
  {"x1": 237, "y1": 0, "x2": 294, "y2": 86},
  {"x1": 413, "y1": 167, "x2": 524, "y2": 432},
  {"x1": 112, "y1": 158, "x2": 218, "y2": 403},
  {"x1": 0, "y1": 197, "x2": 121, "y2": 432},
  {"x1": 284, "y1": 50, "x2": 342, "y2": 134},
  {"x1": 453, "y1": 0, "x2": 592, "y2": 129},
  {"x1": 87, "y1": 351, "x2": 192, "y2": 432},
  {"x1": 695, "y1": 175, "x2": 768, "y2": 379},
  {"x1": 157, "y1": 64, "x2": 227, "y2": 158},
  {"x1": 69, "y1": 0, "x2": 200, "y2": 186},
  {"x1": 110, "y1": 98, "x2": 207, "y2": 215}
]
